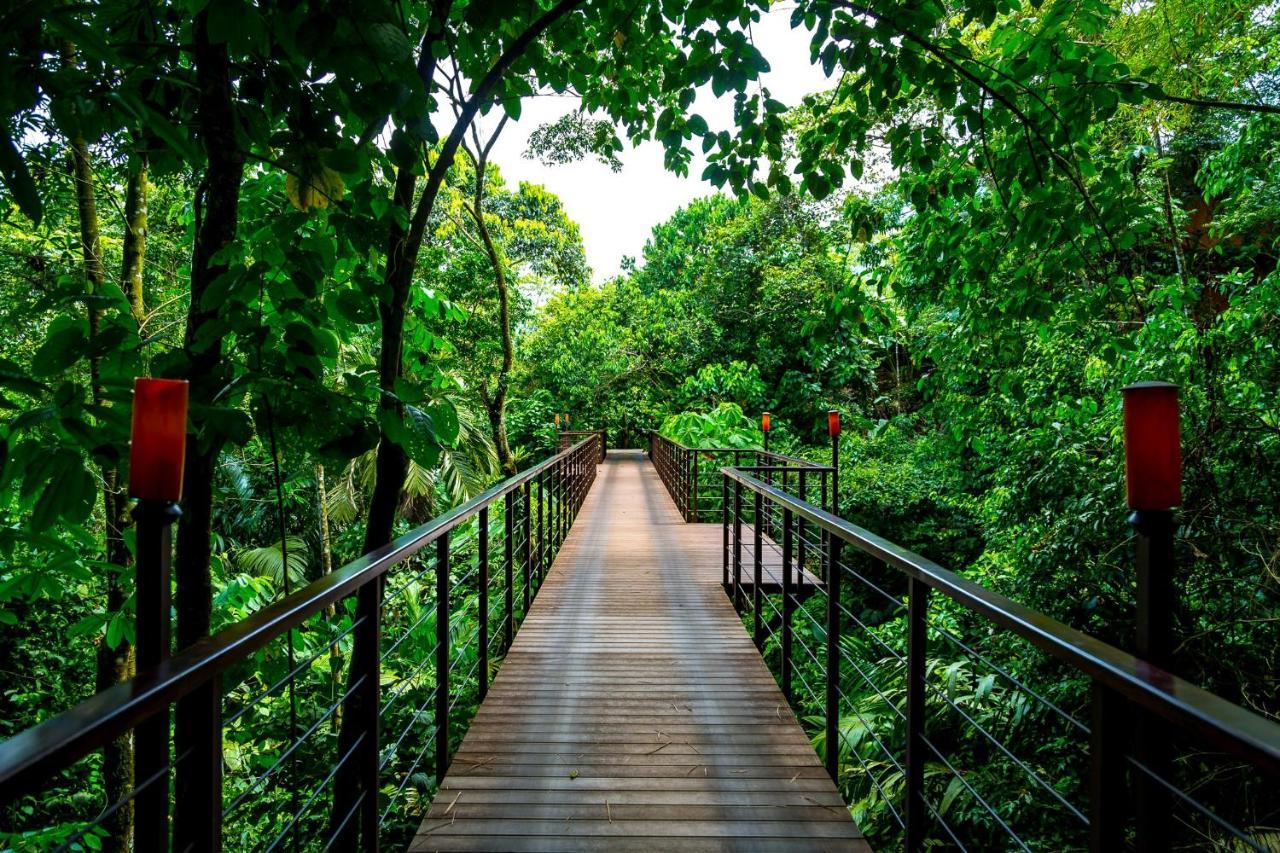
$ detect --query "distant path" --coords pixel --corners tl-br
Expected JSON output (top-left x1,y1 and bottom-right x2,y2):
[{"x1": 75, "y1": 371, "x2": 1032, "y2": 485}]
[{"x1": 413, "y1": 450, "x2": 867, "y2": 852}]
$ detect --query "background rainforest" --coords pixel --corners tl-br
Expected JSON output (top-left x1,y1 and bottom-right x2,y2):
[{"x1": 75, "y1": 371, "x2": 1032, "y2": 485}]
[{"x1": 0, "y1": 0, "x2": 1277, "y2": 849}]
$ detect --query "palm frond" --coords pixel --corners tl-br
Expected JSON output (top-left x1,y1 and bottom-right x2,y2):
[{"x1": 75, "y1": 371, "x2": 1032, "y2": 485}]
[
  {"x1": 235, "y1": 536, "x2": 309, "y2": 587},
  {"x1": 326, "y1": 460, "x2": 363, "y2": 526}
]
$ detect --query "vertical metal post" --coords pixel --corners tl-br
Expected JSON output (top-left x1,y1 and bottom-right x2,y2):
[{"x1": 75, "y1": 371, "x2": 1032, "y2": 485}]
[
  {"x1": 478, "y1": 507, "x2": 489, "y2": 700},
  {"x1": 721, "y1": 474, "x2": 729, "y2": 588},
  {"x1": 904, "y1": 577, "x2": 929, "y2": 851},
  {"x1": 691, "y1": 452, "x2": 700, "y2": 522},
  {"x1": 522, "y1": 481, "x2": 532, "y2": 611},
  {"x1": 781, "y1": 506, "x2": 794, "y2": 701},
  {"x1": 732, "y1": 480, "x2": 743, "y2": 610},
  {"x1": 684, "y1": 450, "x2": 693, "y2": 522},
  {"x1": 435, "y1": 533, "x2": 450, "y2": 782},
  {"x1": 1089, "y1": 681, "x2": 1127, "y2": 852},
  {"x1": 552, "y1": 461, "x2": 560, "y2": 550},
  {"x1": 831, "y1": 431, "x2": 840, "y2": 515},
  {"x1": 1132, "y1": 509, "x2": 1174, "y2": 852},
  {"x1": 797, "y1": 470, "x2": 807, "y2": 594},
  {"x1": 503, "y1": 493, "x2": 514, "y2": 652},
  {"x1": 537, "y1": 472, "x2": 545, "y2": 587},
  {"x1": 824, "y1": 537, "x2": 841, "y2": 782},
  {"x1": 133, "y1": 501, "x2": 178, "y2": 853},
  {"x1": 350, "y1": 575, "x2": 381, "y2": 850},
  {"x1": 753, "y1": 490, "x2": 764, "y2": 649}
]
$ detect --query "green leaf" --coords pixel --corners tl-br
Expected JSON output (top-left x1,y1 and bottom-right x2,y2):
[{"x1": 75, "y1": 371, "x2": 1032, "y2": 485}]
[
  {"x1": 0, "y1": 358, "x2": 47, "y2": 397},
  {"x1": 940, "y1": 775, "x2": 965, "y2": 815},
  {"x1": 0, "y1": 125, "x2": 41, "y2": 226},
  {"x1": 31, "y1": 318, "x2": 89, "y2": 377},
  {"x1": 27, "y1": 451, "x2": 96, "y2": 533},
  {"x1": 381, "y1": 404, "x2": 443, "y2": 469}
]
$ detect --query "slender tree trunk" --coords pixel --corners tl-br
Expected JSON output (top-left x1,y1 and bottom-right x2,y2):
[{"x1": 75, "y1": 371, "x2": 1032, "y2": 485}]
[
  {"x1": 70, "y1": 129, "x2": 136, "y2": 853},
  {"x1": 464, "y1": 124, "x2": 517, "y2": 476},
  {"x1": 333, "y1": 6, "x2": 584, "y2": 843},
  {"x1": 316, "y1": 464, "x2": 344, "y2": 731},
  {"x1": 122, "y1": 151, "x2": 149, "y2": 328},
  {"x1": 61, "y1": 43, "x2": 137, "y2": 851},
  {"x1": 361, "y1": 0, "x2": 584, "y2": 550},
  {"x1": 172, "y1": 10, "x2": 245, "y2": 843},
  {"x1": 1152, "y1": 125, "x2": 1189, "y2": 289}
]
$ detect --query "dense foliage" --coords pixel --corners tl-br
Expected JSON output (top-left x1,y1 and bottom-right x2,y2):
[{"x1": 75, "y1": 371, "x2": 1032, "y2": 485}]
[{"x1": 0, "y1": 0, "x2": 1276, "y2": 849}]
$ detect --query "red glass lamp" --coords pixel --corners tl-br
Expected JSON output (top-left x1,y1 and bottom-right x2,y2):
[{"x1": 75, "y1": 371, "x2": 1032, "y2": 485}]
[
  {"x1": 1122, "y1": 381, "x2": 1181, "y2": 510},
  {"x1": 128, "y1": 378, "x2": 189, "y2": 502},
  {"x1": 761, "y1": 412, "x2": 771, "y2": 433},
  {"x1": 828, "y1": 410, "x2": 841, "y2": 438}
]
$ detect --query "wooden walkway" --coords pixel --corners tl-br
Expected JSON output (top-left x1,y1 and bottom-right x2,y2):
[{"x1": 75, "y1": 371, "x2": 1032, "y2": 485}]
[{"x1": 413, "y1": 450, "x2": 866, "y2": 852}]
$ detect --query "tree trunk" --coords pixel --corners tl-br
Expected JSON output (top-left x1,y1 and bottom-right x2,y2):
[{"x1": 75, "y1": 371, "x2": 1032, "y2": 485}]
[
  {"x1": 122, "y1": 151, "x2": 149, "y2": 328},
  {"x1": 62, "y1": 44, "x2": 136, "y2": 851},
  {"x1": 333, "y1": 5, "x2": 584, "y2": 843},
  {"x1": 172, "y1": 10, "x2": 245, "y2": 846},
  {"x1": 465, "y1": 125, "x2": 518, "y2": 476},
  {"x1": 316, "y1": 464, "x2": 344, "y2": 731}
]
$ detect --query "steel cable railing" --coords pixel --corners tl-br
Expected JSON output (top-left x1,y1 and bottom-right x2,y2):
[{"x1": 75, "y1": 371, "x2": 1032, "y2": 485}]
[
  {"x1": 0, "y1": 434, "x2": 602, "y2": 852},
  {"x1": 647, "y1": 444, "x2": 1280, "y2": 851}
]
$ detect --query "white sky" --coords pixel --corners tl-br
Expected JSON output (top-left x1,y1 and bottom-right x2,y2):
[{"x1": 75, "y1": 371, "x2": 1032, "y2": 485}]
[{"x1": 476, "y1": 6, "x2": 831, "y2": 281}]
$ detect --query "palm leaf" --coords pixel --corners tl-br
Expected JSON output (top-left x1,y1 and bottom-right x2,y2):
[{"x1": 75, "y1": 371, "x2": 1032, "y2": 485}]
[{"x1": 235, "y1": 535, "x2": 309, "y2": 587}]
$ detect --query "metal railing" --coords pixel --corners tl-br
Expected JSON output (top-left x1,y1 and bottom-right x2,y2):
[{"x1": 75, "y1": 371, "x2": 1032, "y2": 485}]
[
  {"x1": 647, "y1": 431, "x2": 833, "y2": 522},
  {"x1": 0, "y1": 435, "x2": 601, "y2": 851},
  {"x1": 557, "y1": 429, "x2": 606, "y2": 461},
  {"x1": 712, "y1": 464, "x2": 1280, "y2": 851}
]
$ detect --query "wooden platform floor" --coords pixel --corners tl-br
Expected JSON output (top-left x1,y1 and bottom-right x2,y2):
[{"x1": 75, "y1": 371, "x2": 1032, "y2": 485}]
[{"x1": 413, "y1": 450, "x2": 867, "y2": 852}]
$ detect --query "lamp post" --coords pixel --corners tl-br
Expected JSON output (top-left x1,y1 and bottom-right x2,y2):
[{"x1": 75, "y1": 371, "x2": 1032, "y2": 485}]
[
  {"x1": 761, "y1": 411, "x2": 771, "y2": 454},
  {"x1": 1122, "y1": 380, "x2": 1180, "y2": 853},
  {"x1": 127, "y1": 377, "x2": 188, "y2": 850},
  {"x1": 1122, "y1": 381, "x2": 1181, "y2": 668}
]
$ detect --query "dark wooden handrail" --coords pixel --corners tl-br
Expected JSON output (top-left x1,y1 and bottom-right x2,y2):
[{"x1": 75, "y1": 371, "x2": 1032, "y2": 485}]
[{"x1": 0, "y1": 435, "x2": 601, "y2": 805}]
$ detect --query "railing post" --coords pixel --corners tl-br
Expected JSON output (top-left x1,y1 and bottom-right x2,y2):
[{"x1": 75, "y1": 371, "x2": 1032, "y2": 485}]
[
  {"x1": 537, "y1": 472, "x2": 545, "y2": 587},
  {"x1": 824, "y1": 537, "x2": 841, "y2": 782},
  {"x1": 435, "y1": 532, "x2": 450, "y2": 783},
  {"x1": 351, "y1": 575, "x2": 381, "y2": 850},
  {"x1": 721, "y1": 474, "x2": 729, "y2": 588},
  {"x1": 478, "y1": 507, "x2": 489, "y2": 700},
  {"x1": 522, "y1": 481, "x2": 532, "y2": 611},
  {"x1": 781, "y1": 506, "x2": 794, "y2": 701},
  {"x1": 1089, "y1": 681, "x2": 1127, "y2": 852},
  {"x1": 905, "y1": 577, "x2": 929, "y2": 851},
  {"x1": 682, "y1": 449, "x2": 690, "y2": 521},
  {"x1": 732, "y1": 480, "x2": 743, "y2": 611},
  {"x1": 691, "y1": 452, "x2": 700, "y2": 522},
  {"x1": 132, "y1": 501, "x2": 176, "y2": 852},
  {"x1": 753, "y1": 490, "x2": 764, "y2": 649},
  {"x1": 797, "y1": 470, "x2": 807, "y2": 594},
  {"x1": 504, "y1": 492, "x2": 514, "y2": 652}
]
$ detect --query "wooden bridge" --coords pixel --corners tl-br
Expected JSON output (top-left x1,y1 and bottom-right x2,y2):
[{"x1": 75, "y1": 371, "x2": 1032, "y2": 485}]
[
  {"x1": 1, "y1": 432, "x2": 1277, "y2": 852},
  {"x1": 413, "y1": 450, "x2": 867, "y2": 851}
]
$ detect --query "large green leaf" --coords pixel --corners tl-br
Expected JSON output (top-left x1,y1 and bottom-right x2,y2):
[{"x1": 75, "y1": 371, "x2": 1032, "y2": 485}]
[{"x1": 0, "y1": 125, "x2": 40, "y2": 226}]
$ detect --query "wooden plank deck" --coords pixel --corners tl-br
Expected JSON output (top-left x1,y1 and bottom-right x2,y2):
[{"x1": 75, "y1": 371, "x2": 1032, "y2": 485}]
[{"x1": 413, "y1": 449, "x2": 867, "y2": 852}]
